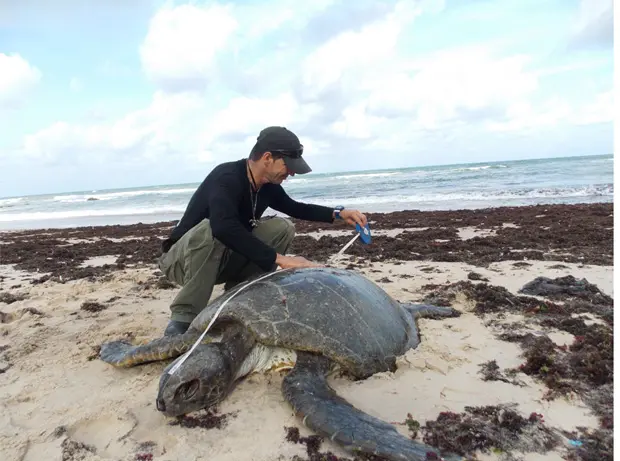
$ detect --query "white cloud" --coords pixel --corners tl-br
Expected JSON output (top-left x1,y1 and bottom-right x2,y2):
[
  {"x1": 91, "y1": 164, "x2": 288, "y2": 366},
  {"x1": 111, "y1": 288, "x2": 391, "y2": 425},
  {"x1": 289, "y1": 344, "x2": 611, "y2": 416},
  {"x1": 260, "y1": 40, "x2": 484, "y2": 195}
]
[
  {"x1": 486, "y1": 99, "x2": 572, "y2": 132},
  {"x1": 139, "y1": 3, "x2": 238, "y2": 92},
  {"x1": 486, "y1": 90, "x2": 613, "y2": 132},
  {"x1": 8, "y1": 0, "x2": 613, "y2": 189},
  {"x1": 313, "y1": 43, "x2": 541, "y2": 142},
  {"x1": 21, "y1": 91, "x2": 208, "y2": 164},
  {"x1": 362, "y1": 46, "x2": 538, "y2": 128},
  {"x1": 298, "y1": 1, "x2": 419, "y2": 101},
  {"x1": 0, "y1": 53, "x2": 41, "y2": 108},
  {"x1": 573, "y1": 90, "x2": 613, "y2": 125},
  {"x1": 197, "y1": 93, "x2": 322, "y2": 144},
  {"x1": 17, "y1": 88, "x2": 324, "y2": 168},
  {"x1": 330, "y1": 102, "x2": 388, "y2": 139}
]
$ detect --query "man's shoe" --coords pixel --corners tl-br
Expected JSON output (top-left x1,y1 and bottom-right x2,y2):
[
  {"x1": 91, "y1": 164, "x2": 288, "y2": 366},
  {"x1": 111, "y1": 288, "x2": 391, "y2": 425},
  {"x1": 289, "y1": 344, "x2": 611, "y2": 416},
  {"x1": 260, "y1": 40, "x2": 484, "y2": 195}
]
[{"x1": 164, "y1": 320, "x2": 190, "y2": 336}]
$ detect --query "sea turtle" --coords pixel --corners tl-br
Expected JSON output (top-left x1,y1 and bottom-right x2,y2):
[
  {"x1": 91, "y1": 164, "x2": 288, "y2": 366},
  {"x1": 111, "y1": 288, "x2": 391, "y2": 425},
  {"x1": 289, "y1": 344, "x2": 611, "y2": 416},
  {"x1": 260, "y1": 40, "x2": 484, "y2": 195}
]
[{"x1": 99, "y1": 267, "x2": 463, "y2": 461}]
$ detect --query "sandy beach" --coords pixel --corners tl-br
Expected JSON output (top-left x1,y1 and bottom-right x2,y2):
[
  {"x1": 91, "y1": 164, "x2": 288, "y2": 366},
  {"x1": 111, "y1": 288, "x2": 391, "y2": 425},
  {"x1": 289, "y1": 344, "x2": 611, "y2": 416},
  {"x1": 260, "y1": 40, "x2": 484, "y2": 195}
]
[{"x1": 0, "y1": 202, "x2": 612, "y2": 461}]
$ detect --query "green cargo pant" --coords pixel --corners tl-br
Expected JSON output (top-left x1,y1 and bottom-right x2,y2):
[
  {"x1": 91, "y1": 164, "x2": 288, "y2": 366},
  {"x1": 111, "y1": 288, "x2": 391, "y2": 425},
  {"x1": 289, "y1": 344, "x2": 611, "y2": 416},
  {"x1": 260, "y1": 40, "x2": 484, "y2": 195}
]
[{"x1": 157, "y1": 216, "x2": 295, "y2": 324}]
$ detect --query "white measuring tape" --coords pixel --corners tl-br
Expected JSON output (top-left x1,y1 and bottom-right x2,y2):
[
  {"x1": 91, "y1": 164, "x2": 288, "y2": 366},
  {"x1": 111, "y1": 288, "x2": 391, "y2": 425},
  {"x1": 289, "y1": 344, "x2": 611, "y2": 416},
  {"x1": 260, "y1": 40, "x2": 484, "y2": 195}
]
[
  {"x1": 334, "y1": 231, "x2": 361, "y2": 257},
  {"x1": 167, "y1": 268, "x2": 293, "y2": 375},
  {"x1": 167, "y1": 228, "x2": 366, "y2": 376}
]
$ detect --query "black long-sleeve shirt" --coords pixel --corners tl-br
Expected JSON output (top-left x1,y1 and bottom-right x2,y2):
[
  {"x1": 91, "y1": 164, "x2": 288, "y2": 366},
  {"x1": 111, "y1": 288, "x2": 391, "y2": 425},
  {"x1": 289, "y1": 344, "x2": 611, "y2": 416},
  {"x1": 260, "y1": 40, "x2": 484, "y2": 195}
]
[{"x1": 161, "y1": 159, "x2": 335, "y2": 271}]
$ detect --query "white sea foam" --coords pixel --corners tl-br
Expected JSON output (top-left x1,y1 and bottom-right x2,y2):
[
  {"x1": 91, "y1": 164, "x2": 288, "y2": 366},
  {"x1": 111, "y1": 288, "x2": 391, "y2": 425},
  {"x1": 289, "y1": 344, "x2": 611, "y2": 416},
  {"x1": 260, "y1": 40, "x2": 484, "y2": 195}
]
[
  {"x1": 305, "y1": 184, "x2": 613, "y2": 207},
  {"x1": 332, "y1": 172, "x2": 401, "y2": 180},
  {"x1": 286, "y1": 166, "x2": 505, "y2": 185},
  {"x1": 52, "y1": 187, "x2": 195, "y2": 203},
  {"x1": 0, "y1": 197, "x2": 25, "y2": 208},
  {"x1": 452, "y1": 165, "x2": 508, "y2": 172},
  {"x1": 0, "y1": 206, "x2": 187, "y2": 223}
]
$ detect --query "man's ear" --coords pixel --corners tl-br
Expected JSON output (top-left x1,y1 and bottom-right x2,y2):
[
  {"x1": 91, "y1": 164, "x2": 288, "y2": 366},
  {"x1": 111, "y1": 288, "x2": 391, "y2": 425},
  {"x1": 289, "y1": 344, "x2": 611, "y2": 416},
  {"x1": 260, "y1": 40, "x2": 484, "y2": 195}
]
[{"x1": 262, "y1": 151, "x2": 273, "y2": 163}]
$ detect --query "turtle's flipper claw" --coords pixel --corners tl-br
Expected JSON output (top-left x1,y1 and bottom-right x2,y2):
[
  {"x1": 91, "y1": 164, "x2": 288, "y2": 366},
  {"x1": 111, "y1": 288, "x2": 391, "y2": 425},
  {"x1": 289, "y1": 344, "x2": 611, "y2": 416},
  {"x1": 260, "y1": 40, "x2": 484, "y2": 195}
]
[
  {"x1": 99, "y1": 340, "x2": 137, "y2": 367},
  {"x1": 281, "y1": 352, "x2": 461, "y2": 461},
  {"x1": 99, "y1": 332, "x2": 201, "y2": 368}
]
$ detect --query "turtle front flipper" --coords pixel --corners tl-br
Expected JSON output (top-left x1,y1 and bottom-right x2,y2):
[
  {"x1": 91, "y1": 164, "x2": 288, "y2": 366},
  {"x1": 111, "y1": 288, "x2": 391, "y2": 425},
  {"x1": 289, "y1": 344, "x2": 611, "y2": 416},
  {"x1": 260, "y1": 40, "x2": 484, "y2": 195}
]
[
  {"x1": 281, "y1": 352, "x2": 462, "y2": 461},
  {"x1": 99, "y1": 332, "x2": 202, "y2": 368},
  {"x1": 401, "y1": 303, "x2": 461, "y2": 320}
]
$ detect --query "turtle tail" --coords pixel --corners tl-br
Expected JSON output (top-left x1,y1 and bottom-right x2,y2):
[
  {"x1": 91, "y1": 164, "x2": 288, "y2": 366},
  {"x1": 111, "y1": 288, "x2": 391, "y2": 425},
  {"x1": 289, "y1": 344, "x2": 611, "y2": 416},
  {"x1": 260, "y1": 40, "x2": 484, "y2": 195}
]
[
  {"x1": 401, "y1": 302, "x2": 461, "y2": 320},
  {"x1": 99, "y1": 331, "x2": 202, "y2": 368}
]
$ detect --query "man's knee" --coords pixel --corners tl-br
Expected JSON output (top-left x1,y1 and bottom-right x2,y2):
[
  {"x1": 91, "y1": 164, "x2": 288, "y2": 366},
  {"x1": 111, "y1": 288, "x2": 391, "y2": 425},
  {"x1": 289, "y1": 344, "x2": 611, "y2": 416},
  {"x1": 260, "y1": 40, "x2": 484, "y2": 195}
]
[
  {"x1": 254, "y1": 216, "x2": 296, "y2": 252},
  {"x1": 270, "y1": 217, "x2": 295, "y2": 241}
]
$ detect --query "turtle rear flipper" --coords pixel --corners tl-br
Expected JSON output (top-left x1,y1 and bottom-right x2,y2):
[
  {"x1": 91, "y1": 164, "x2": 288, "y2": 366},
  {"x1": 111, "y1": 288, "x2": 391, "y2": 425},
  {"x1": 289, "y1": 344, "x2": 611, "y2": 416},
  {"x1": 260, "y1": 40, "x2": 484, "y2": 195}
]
[
  {"x1": 281, "y1": 352, "x2": 462, "y2": 461},
  {"x1": 100, "y1": 332, "x2": 201, "y2": 368}
]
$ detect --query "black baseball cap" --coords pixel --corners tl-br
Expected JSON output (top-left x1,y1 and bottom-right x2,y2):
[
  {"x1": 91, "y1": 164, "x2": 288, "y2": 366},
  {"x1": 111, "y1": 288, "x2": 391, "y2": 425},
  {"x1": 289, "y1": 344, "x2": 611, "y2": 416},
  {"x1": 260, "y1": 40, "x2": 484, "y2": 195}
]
[{"x1": 254, "y1": 126, "x2": 312, "y2": 174}]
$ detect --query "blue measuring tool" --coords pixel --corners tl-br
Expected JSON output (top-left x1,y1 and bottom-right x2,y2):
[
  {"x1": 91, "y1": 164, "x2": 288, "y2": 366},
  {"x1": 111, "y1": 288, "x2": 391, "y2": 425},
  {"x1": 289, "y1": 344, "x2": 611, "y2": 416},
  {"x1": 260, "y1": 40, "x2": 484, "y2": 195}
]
[
  {"x1": 356, "y1": 222, "x2": 372, "y2": 244},
  {"x1": 336, "y1": 222, "x2": 372, "y2": 256}
]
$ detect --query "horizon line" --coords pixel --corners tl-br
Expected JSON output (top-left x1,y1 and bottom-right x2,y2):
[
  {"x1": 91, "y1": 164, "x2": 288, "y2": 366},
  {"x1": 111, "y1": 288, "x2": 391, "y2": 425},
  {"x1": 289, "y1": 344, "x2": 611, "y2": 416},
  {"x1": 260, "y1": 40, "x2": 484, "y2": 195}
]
[{"x1": 2, "y1": 151, "x2": 612, "y2": 200}]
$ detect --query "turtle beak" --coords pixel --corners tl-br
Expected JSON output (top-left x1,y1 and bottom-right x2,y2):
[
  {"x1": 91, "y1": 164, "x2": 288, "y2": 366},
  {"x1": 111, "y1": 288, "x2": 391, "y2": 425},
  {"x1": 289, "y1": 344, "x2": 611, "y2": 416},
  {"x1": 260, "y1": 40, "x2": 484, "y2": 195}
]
[{"x1": 156, "y1": 397, "x2": 166, "y2": 412}]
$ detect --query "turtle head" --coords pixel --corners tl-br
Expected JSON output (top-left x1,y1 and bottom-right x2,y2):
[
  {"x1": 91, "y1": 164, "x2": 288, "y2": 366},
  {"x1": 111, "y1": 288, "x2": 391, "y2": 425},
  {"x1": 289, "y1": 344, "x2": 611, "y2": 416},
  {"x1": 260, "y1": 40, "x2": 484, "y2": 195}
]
[{"x1": 156, "y1": 343, "x2": 234, "y2": 417}]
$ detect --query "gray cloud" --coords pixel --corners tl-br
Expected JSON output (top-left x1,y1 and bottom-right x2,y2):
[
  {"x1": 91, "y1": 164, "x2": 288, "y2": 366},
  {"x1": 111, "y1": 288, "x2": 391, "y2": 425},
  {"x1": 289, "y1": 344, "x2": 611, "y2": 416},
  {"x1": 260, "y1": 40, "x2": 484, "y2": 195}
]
[
  {"x1": 222, "y1": 1, "x2": 402, "y2": 98},
  {"x1": 0, "y1": 0, "x2": 156, "y2": 29},
  {"x1": 300, "y1": 0, "x2": 396, "y2": 46},
  {"x1": 567, "y1": 0, "x2": 613, "y2": 50}
]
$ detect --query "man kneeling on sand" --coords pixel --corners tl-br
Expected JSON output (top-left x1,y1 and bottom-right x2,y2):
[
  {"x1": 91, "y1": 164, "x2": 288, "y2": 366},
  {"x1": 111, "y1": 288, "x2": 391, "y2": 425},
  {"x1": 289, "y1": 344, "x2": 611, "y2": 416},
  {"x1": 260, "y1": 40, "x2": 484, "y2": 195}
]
[{"x1": 158, "y1": 126, "x2": 368, "y2": 336}]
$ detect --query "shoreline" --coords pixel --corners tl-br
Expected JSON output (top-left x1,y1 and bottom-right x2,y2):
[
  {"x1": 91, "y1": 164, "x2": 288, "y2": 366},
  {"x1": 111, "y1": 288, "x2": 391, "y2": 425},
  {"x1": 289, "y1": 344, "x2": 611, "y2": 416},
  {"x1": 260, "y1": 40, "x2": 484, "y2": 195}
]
[
  {"x1": 0, "y1": 201, "x2": 613, "y2": 461},
  {"x1": 0, "y1": 203, "x2": 612, "y2": 284},
  {"x1": 0, "y1": 197, "x2": 613, "y2": 232},
  {"x1": 0, "y1": 200, "x2": 613, "y2": 232}
]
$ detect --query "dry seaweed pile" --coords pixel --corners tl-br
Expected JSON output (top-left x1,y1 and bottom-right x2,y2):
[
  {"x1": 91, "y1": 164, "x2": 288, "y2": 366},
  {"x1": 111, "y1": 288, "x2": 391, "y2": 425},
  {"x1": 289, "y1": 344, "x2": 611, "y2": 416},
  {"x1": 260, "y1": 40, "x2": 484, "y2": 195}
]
[
  {"x1": 519, "y1": 275, "x2": 613, "y2": 324},
  {"x1": 0, "y1": 220, "x2": 174, "y2": 283},
  {"x1": 563, "y1": 425, "x2": 613, "y2": 461},
  {"x1": 0, "y1": 203, "x2": 612, "y2": 282},
  {"x1": 290, "y1": 203, "x2": 612, "y2": 233},
  {"x1": 61, "y1": 437, "x2": 96, "y2": 461},
  {"x1": 478, "y1": 360, "x2": 524, "y2": 387},
  {"x1": 134, "y1": 441, "x2": 157, "y2": 461},
  {"x1": 284, "y1": 426, "x2": 387, "y2": 461},
  {"x1": 290, "y1": 207, "x2": 612, "y2": 266},
  {"x1": 415, "y1": 404, "x2": 559, "y2": 459},
  {"x1": 507, "y1": 327, "x2": 612, "y2": 397},
  {"x1": 0, "y1": 292, "x2": 27, "y2": 304},
  {"x1": 500, "y1": 330, "x2": 613, "y2": 461},
  {"x1": 168, "y1": 408, "x2": 236, "y2": 430},
  {"x1": 133, "y1": 275, "x2": 177, "y2": 291},
  {"x1": 519, "y1": 275, "x2": 612, "y2": 301},
  {"x1": 422, "y1": 275, "x2": 613, "y2": 460},
  {"x1": 80, "y1": 301, "x2": 107, "y2": 313},
  {"x1": 0, "y1": 344, "x2": 10, "y2": 373},
  {"x1": 422, "y1": 279, "x2": 557, "y2": 315}
]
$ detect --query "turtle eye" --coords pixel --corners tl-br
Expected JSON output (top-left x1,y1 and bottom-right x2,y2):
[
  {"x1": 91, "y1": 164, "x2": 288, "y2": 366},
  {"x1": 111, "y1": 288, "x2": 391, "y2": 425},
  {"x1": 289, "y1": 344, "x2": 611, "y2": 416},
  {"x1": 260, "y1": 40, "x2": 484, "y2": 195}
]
[{"x1": 175, "y1": 379, "x2": 200, "y2": 401}]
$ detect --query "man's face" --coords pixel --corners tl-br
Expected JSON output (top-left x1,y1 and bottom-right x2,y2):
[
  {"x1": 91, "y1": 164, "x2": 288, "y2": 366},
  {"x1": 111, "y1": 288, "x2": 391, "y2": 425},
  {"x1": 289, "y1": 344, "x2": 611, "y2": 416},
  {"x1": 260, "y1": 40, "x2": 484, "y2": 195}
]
[{"x1": 265, "y1": 154, "x2": 294, "y2": 184}]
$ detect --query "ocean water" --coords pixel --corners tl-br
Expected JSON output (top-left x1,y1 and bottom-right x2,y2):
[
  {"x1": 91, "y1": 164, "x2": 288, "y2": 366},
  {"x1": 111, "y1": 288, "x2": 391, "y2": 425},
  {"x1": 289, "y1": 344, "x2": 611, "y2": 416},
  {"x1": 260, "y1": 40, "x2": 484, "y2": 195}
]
[{"x1": 0, "y1": 154, "x2": 613, "y2": 230}]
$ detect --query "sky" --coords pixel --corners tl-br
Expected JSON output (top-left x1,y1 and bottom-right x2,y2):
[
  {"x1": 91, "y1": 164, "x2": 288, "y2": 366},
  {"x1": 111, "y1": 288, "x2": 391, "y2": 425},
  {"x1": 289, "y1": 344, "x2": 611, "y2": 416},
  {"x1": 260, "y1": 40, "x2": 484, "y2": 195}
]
[{"x1": 0, "y1": 0, "x2": 614, "y2": 197}]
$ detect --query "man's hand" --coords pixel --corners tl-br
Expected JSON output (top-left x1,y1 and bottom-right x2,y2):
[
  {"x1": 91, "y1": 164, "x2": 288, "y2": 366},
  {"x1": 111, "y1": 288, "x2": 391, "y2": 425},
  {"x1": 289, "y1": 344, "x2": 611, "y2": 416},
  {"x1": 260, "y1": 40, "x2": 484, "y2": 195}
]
[
  {"x1": 276, "y1": 254, "x2": 322, "y2": 269},
  {"x1": 338, "y1": 209, "x2": 368, "y2": 228}
]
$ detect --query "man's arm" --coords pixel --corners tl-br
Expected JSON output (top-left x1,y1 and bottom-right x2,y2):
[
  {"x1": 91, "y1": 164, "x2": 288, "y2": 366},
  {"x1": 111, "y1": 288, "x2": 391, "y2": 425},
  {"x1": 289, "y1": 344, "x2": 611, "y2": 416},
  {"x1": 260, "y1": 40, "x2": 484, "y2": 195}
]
[
  {"x1": 208, "y1": 175, "x2": 279, "y2": 272},
  {"x1": 269, "y1": 186, "x2": 335, "y2": 222},
  {"x1": 269, "y1": 186, "x2": 368, "y2": 227}
]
